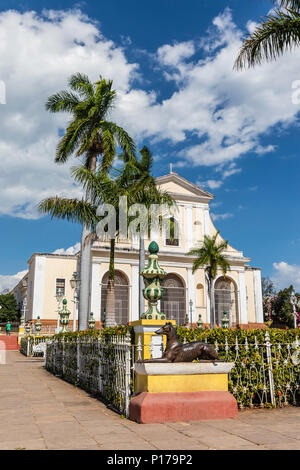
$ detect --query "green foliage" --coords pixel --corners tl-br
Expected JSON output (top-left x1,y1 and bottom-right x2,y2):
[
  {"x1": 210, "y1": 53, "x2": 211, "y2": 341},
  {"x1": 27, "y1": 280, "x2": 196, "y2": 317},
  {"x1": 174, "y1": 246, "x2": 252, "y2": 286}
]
[
  {"x1": 45, "y1": 74, "x2": 136, "y2": 168},
  {"x1": 0, "y1": 293, "x2": 20, "y2": 322},
  {"x1": 271, "y1": 286, "x2": 295, "y2": 328},
  {"x1": 176, "y1": 327, "x2": 300, "y2": 408},
  {"x1": 187, "y1": 231, "x2": 230, "y2": 279},
  {"x1": 235, "y1": 0, "x2": 300, "y2": 69}
]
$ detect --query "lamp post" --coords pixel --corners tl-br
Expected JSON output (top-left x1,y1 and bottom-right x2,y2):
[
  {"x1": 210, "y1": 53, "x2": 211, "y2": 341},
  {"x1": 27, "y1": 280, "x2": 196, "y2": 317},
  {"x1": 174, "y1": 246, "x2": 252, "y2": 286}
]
[
  {"x1": 290, "y1": 290, "x2": 298, "y2": 329},
  {"x1": 70, "y1": 272, "x2": 80, "y2": 332},
  {"x1": 55, "y1": 289, "x2": 64, "y2": 333}
]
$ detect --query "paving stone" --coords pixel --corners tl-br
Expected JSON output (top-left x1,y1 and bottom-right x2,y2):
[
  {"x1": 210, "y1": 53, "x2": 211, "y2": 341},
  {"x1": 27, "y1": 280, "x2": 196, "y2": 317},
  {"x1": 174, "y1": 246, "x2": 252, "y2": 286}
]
[{"x1": 2, "y1": 351, "x2": 300, "y2": 451}]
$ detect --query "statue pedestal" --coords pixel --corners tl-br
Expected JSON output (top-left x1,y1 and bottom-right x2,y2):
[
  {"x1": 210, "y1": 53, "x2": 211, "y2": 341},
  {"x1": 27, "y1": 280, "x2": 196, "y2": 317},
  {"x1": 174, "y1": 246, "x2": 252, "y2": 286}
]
[
  {"x1": 130, "y1": 319, "x2": 176, "y2": 361},
  {"x1": 129, "y1": 362, "x2": 238, "y2": 424}
]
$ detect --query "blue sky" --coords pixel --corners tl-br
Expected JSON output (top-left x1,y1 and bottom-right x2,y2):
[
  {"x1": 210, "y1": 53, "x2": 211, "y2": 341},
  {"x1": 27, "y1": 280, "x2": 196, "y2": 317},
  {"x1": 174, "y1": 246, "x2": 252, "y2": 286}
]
[{"x1": 1, "y1": 0, "x2": 300, "y2": 291}]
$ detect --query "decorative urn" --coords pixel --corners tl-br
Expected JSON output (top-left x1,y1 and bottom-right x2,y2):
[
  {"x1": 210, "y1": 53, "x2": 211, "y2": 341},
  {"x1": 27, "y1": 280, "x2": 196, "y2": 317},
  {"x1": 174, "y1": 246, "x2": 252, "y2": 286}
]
[
  {"x1": 25, "y1": 321, "x2": 31, "y2": 335},
  {"x1": 35, "y1": 316, "x2": 42, "y2": 334},
  {"x1": 222, "y1": 310, "x2": 230, "y2": 329},
  {"x1": 141, "y1": 241, "x2": 167, "y2": 320},
  {"x1": 88, "y1": 312, "x2": 96, "y2": 330},
  {"x1": 59, "y1": 299, "x2": 71, "y2": 333}
]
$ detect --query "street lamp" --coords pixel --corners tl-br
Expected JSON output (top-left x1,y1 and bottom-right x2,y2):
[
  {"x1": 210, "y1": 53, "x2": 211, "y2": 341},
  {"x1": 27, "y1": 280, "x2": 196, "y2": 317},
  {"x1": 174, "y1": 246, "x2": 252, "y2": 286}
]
[
  {"x1": 70, "y1": 272, "x2": 80, "y2": 331},
  {"x1": 290, "y1": 290, "x2": 298, "y2": 329},
  {"x1": 55, "y1": 288, "x2": 64, "y2": 333}
]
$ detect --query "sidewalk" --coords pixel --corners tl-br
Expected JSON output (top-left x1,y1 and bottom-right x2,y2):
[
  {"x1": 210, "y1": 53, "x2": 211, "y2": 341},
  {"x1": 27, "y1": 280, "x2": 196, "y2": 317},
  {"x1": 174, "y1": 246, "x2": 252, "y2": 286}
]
[{"x1": 0, "y1": 351, "x2": 300, "y2": 450}]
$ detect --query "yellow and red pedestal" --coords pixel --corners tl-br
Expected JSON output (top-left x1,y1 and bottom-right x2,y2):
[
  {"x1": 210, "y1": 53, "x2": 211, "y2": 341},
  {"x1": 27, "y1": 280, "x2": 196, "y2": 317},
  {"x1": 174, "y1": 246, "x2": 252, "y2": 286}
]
[{"x1": 129, "y1": 362, "x2": 238, "y2": 424}]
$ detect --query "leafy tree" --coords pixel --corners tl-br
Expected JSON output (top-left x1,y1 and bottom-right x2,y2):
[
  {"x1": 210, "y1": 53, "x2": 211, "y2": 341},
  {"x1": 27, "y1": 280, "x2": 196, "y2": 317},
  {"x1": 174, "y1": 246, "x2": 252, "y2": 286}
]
[
  {"x1": 235, "y1": 1, "x2": 300, "y2": 70},
  {"x1": 0, "y1": 293, "x2": 20, "y2": 322},
  {"x1": 187, "y1": 231, "x2": 230, "y2": 328},
  {"x1": 271, "y1": 285, "x2": 295, "y2": 327},
  {"x1": 46, "y1": 73, "x2": 136, "y2": 330},
  {"x1": 262, "y1": 277, "x2": 276, "y2": 297}
]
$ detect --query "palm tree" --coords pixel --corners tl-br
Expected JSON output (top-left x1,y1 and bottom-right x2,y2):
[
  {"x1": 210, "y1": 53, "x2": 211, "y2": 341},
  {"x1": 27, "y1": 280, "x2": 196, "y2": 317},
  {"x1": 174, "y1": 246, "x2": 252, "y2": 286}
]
[
  {"x1": 234, "y1": 1, "x2": 300, "y2": 70},
  {"x1": 39, "y1": 166, "x2": 136, "y2": 327},
  {"x1": 119, "y1": 147, "x2": 176, "y2": 317},
  {"x1": 187, "y1": 231, "x2": 230, "y2": 328},
  {"x1": 46, "y1": 73, "x2": 136, "y2": 330}
]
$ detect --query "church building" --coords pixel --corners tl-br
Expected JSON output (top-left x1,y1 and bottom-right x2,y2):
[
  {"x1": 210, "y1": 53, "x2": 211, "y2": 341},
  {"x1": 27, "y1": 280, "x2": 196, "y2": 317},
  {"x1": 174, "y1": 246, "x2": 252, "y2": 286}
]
[{"x1": 12, "y1": 172, "x2": 264, "y2": 331}]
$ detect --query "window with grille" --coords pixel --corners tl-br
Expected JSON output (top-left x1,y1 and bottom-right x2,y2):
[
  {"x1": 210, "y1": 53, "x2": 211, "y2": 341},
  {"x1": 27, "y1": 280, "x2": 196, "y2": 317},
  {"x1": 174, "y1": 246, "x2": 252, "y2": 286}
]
[{"x1": 56, "y1": 278, "x2": 65, "y2": 296}]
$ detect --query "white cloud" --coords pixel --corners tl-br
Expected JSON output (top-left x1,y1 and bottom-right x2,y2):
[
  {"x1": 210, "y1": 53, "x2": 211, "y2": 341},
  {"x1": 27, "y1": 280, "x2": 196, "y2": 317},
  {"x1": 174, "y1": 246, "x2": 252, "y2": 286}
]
[
  {"x1": 271, "y1": 261, "x2": 300, "y2": 291},
  {"x1": 0, "y1": 241, "x2": 80, "y2": 292},
  {"x1": 52, "y1": 242, "x2": 80, "y2": 255},
  {"x1": 198, "y1": 179, "x2": 223, "y2": 190},
  {"x1": 0, "y1": 270, "x2": 28, "y2": 294},
  {"x1": 117, "y1": 7, "x2": 300, "y2": 167},
  {"x1": 211, "y1": 212, "x2": 233, "y2": 221},
  {"x1": 0, "y1": 9, "x2": 138, "y2": 218},
  {"x1": 1, "y1": 7, "x2": 300, "y2": 219},
  {"x1": 157, "y1": 41, "x2": 195, "y2": 67}
]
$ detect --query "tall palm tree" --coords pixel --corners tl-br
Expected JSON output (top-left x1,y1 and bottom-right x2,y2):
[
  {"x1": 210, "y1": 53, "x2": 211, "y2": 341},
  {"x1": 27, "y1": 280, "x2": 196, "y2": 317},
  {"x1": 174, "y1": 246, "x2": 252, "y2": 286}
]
[
  {"x1": 46, "y1": 73, "x2": 136, "y2": 330},
  {"x1": 119, "y1": 147, "x2": 176, "y2": 317},
  {"x1": 187, "y1": 231, "x2": 230, "y2": 329},
  {"x1": 39, "y1": 165, "x2": 137, "y2": 327},
  {"x1": 234, "y1": 1, "x2": 300, "y2": 70}
]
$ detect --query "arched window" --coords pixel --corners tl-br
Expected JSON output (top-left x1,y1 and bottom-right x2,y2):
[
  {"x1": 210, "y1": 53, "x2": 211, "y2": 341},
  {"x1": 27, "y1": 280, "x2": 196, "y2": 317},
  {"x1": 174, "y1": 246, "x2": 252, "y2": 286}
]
[
  {"x1": 165, "y1": 217, "x2": 179, "y2": 246},
  {"x1": 161, "y1": 274, "x2": 186, "y2": 325},
  {"x1": 214, "y1": 277, "x2": 239, "y2": 326},
  {"x1": 196, "y1": 283, "x2": 204, "y2": 307},
  {"x1": 101, "y1": 271, "x2": 129, "y2": 325}
]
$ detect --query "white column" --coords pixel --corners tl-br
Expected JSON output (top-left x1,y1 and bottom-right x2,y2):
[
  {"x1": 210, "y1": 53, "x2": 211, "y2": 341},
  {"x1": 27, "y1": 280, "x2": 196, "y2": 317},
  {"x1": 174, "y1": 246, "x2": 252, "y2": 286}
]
[
  {"x1": 32, "y1": 256, "x2": 46, "y2": 319},
  {"x1": 203, "y1": 207, "x2": 210, "y2": 237},
  {"x1": 187, "y1": 267, "x2": 196, "y2": 323},
  {"x1": 253, "y1": 269, "x2": 264, "y2": 324},
  {"x1": 238, "y1": 271, "x2": 248, "y2": 325},
  {"x1": 90, "y1": 262, "x2": 101, "y2": 322},
  {"x1": 185, "y1": 206, "x2": 193, "y2": 251},
  {"x1": 131, "y1": 265, "x2": 139, "y2": 322}
]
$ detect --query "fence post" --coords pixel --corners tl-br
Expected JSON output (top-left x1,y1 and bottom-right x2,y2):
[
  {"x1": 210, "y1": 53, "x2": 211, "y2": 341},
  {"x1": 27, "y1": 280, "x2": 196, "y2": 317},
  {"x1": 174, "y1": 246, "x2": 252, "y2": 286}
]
[
  {"x1": 125, "y1": 332, "x2": 131, "y2": 418},
  {"x1": 265, "y1": 331, "x2": 276, "y2": 407},
  {"x1": 62, "y1": 337, "x2": 65, "y2": 377}
]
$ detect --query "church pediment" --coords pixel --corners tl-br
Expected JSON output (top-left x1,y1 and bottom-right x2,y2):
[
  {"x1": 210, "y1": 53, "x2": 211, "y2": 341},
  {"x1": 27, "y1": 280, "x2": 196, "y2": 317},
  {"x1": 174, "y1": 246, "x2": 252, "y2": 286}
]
[{"x1": 155, "y1": 173, "x2": 214, "y2": 203}]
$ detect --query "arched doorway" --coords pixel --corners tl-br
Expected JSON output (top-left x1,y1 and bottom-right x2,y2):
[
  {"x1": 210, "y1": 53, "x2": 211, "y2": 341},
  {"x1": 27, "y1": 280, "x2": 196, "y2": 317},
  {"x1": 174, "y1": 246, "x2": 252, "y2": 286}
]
[
  {"x1": 161, "y1": 273, "x2": 186, "y2": 325},
  {"x1": 101, "y1": 271, "x2": 129, "y2": 325},
  {"x1": 214, "y1": 277, "x2": 239, "y2": 326}
]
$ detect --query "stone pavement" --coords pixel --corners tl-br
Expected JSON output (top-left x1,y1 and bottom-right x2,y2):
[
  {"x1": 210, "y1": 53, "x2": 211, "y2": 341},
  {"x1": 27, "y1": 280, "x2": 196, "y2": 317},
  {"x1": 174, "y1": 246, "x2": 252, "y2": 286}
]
[{"x1": 0, "y1": 351, "x2": 300, "y2": 450}]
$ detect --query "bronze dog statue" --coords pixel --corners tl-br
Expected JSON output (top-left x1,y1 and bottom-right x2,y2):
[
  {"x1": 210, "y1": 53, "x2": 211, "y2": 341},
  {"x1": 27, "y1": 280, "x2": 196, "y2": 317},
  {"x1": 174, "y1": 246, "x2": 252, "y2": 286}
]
[{"x1": 139, "y1": 322, "x2": 220, "y2": 363}]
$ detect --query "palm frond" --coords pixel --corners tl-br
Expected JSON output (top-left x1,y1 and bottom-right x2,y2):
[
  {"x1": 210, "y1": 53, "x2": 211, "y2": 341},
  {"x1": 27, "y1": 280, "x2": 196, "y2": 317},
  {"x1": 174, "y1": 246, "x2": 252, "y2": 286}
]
[
  {"x1": 68, "y1": 73, "x2": 94, "y2": 99},
  {"x1": 235, "y1": 8, "x2": 300, "y2": 69},
  {"x1": 38, "y1": 196, "x2": 98, "y2": 229},
  {"x1": 45, "y1": 91, "x2": 80, "y2": 113},
  {"x1": 276, "y1": 0, "x2": 300, "y2": 10}
]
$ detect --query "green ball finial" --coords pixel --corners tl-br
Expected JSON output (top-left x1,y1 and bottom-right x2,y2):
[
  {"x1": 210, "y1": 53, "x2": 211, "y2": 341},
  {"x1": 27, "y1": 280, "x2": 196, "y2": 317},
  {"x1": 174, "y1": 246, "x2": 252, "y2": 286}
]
[
  {"x1": 62, "y1": 298, "x2": 67, "y2": 305},
  {"x1": 148, "y1": 241, "x2": 159, "y2": 254}
]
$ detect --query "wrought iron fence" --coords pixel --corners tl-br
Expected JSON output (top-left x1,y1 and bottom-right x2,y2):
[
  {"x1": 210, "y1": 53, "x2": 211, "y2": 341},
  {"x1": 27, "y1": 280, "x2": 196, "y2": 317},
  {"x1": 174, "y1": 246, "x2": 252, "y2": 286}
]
[
  {"x1": 181, "y1": 331, "x2": 300, "y2": 409},
  {"x1": 45, "y1": 333, "x2": 134, "y2": 417},
  {"x1": 20, "y1": 335, "x2": 51, "y2": 357}
]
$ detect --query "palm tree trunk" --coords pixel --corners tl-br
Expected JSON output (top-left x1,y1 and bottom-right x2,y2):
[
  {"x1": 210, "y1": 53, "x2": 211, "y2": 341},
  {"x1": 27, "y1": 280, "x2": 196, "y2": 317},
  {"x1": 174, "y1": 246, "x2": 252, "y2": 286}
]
[
  {"x1": 208, "y1": 275, "x2": 215, "y2": 329},
  {"x1": 78, "y1": 225, "x2": 92, "y2": 331},
  {"x1": 105, "y1": 238, "x2": 116, "y2": 327},
  {"x1": 139, "y1": 236, "x2": 145, "y2": 317},
  {"x1": 78, "y1": 152, "x2": 97, "y2": 331}
]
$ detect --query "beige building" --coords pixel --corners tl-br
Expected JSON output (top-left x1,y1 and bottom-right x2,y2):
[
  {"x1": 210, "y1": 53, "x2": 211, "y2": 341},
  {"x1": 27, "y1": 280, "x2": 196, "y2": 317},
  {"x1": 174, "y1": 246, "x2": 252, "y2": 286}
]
[{"x1": 13, "y1": 172, "x2": 264, "y2": 329}]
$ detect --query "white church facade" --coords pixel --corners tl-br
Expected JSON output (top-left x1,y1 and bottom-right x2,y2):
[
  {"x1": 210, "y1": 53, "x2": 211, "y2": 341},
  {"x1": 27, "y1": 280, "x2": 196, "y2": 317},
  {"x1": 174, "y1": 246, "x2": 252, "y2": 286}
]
[{"x1": 13, "y1": 172, "x2": 264, "y2": 331}]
